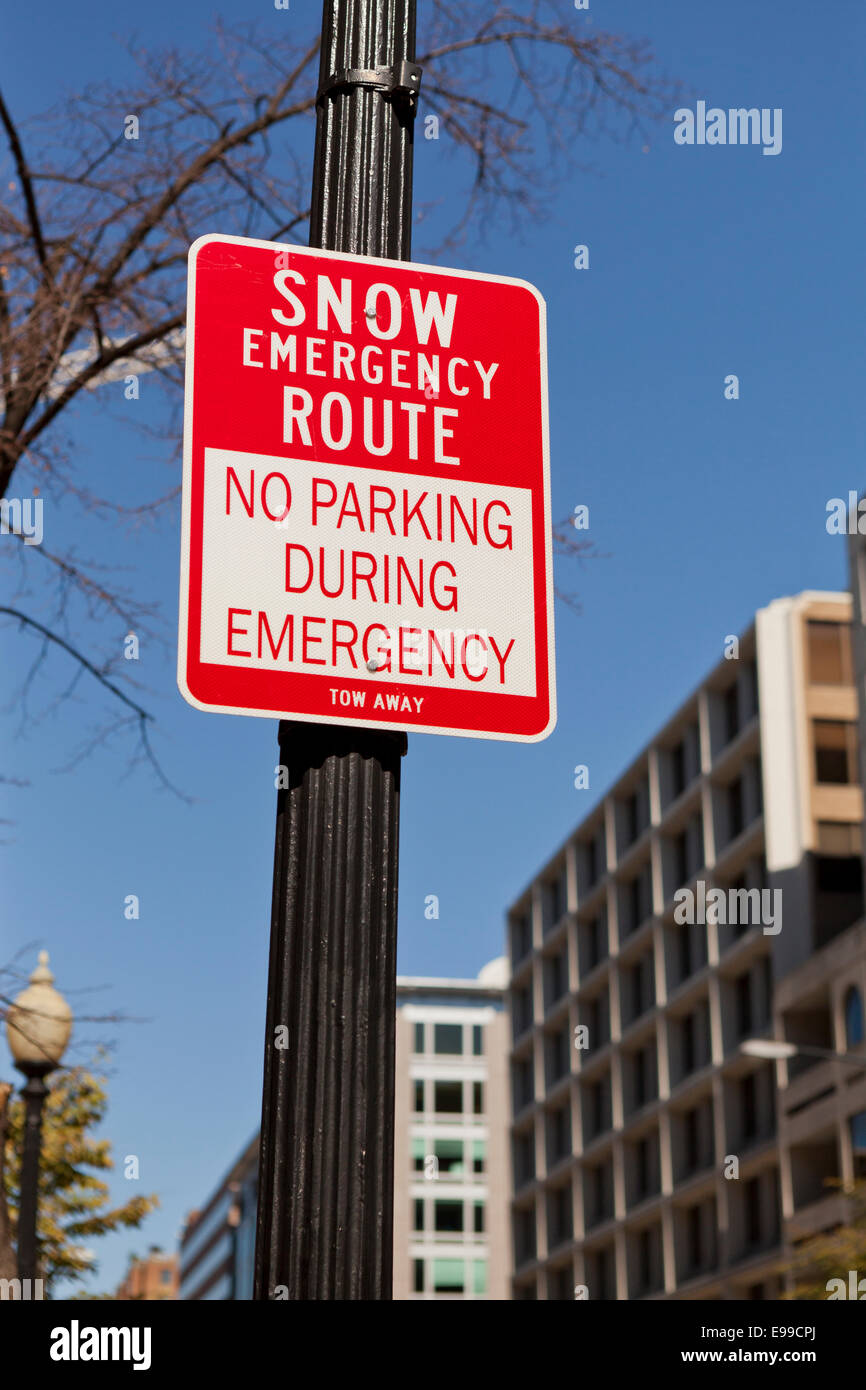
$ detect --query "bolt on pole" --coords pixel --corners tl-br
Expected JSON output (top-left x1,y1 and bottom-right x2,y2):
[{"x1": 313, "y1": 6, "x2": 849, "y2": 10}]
[{"x1": 253, "y1": 0, "x2": 418, "y2": 1301}]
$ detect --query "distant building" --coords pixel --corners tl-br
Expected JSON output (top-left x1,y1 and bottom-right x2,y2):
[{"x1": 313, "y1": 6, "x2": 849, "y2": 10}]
[
  {"x1": 393, "y1": 958, "x2": 511, "y2": 1299},
  {"x1": 179, "y1": 1136, "x2": 258, "y2": 1300},
  {"x1": 180, "y1": 964, "x2": 511, "y2": 1300},
  {"x1": 506, "y1": 591, "x2": 866, "y2": 1298},
  {"x1": 115, "y1": 1248, "x2": 178, "y2": 1300}
]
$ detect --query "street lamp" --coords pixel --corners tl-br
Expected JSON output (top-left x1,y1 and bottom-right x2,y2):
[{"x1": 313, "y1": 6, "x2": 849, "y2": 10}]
[
  {"x1": 5, "y1": 951, "x2": 72, "y2": 1284},
  {"x1": 741, "y1": 1038, "x2": 866, "y2": 1068}
]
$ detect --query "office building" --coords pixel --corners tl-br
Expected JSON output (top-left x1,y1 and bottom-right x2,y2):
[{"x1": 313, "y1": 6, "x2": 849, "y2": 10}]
[
  {"x1": 393, "y1": 958, "x2": 510, "y2": 1299},
  {"x1": 114, "y1": 1247, "x2": 178, "y2": 1300},
  {"x1": 180, "y1": 962, "x2": 510, "y2": 1300},
  {"x1": 507, "y1": 591, "x2": 866, "y2": 1299},
  {"x1": 179, "y1": 1135, "x2": 258, "y2": 1300}
]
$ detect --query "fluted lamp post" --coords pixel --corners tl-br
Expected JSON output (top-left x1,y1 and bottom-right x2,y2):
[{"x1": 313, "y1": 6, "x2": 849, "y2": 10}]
[{"x1": 5, "y1": 951, "x2": 72, "y2": 1284}]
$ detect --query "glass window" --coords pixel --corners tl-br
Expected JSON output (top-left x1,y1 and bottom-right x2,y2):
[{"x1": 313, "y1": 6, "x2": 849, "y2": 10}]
[
  {"x1": 434, "y1": 1139, "x2": 464, "y2": 1174},
  {"x1": 434, "y1": 1081, "x2": 463, "y2": 1114},
  {"x1": 413, "y1": 1259, "x2": 424, "y2": 1294},
  {"x1": 472, "y1": 1024, "x2": 483, "y2": 1056},
  {"x1": 724, "y1": 683, "x2": 740, "y2": 742},
  {"x1": 671, "y1": 741, "x2": 686, "y2": 799},
  {"x1": 473, "y1": 1260, "x2": 487, "y2": 1295},
  {"x1": 413, "y1": 1080, "x2": 424, "y2": 1113},
  {"x1": 414, "y1": 1022, "x2": 424, "y2": 1053},
  {"x1": 845, "y1": 986, "x2": 865, "y2": 1047},
  {"x1": 813, "y1": 721, "x2": 857, "y2": 785},
  {"x1": 807, "y1": 620, "x2": 852, "y2": 685},
  {"x1": 160, "y1": 1267, "x2": 172, "y2": 1285},
  {"x1": 472, "y1": 1139, "x2": 486, "y2": 1174},
  {"x1": 414, "y1": 1198, "x2": 424, "y2": 1231},
  {"x1": 412, "y1": 1136, "x2": 425, "y2": 1171},
  {"x1": 851, "y1": 1112, "x2": 866, "y2": 1180},
  {"x1": 434, "y1": 1023, "x2": 463, "y2": 1055},
  {"x1": 433, "y1": 1259, "x2": 464, "y2": 1293},
  {"x1": 473, "y1": 1081, "x2": 484, "y2": 1115},
  {"x1": 474, "y1": 1202, "x2": 485, "y2": 1234},
  {"x1": 435, "y1": 1201, "x2": 464, "y2": 1233}
]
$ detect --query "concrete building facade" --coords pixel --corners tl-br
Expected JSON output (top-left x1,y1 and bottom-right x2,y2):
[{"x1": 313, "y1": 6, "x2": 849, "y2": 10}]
[
  {"x1": 179, "y1": 1135, "x2": 258, "y2": 1300},
  {"x1": 115, "y1": 1248, "x2": 179, "y2": 1300},
  {"x1": 393, "y1": 960, "x2": 511, "y2": 1299},
  {"x1": 507, "y1": 591, "x2": 866, "y2": 1299}
]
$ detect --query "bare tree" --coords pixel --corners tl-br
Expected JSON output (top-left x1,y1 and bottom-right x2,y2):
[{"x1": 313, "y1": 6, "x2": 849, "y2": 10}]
[{"x1": 0, "y1": 3, "x2": 675, "y2": 783}]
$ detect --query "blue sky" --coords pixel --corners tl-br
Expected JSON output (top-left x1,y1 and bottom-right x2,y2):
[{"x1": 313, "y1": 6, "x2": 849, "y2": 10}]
[{"x1": 1, "y1": 0, "x2": 864, "y2": 1292}]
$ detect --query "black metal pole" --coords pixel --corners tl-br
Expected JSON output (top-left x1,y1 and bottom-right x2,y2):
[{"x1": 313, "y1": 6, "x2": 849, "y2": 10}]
[
  {"x1": 16, "y1": 1067, "x2": 49, "y2": 1285},
  {"x1": 253, "y1": 0, "x2": 417, "y2": 1301}
]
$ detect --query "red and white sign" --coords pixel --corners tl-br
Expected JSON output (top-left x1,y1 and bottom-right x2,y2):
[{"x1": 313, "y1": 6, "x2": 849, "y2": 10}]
[{"x1": 178, "y1": 234, "x2": 555, "y2": 741}]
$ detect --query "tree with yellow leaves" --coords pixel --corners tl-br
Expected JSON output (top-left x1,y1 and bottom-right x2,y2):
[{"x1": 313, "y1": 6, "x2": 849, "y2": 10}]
[
  {"x1": 2, "y1": 1052, "x2": 158, "y2": 1293},
  {"x1": 780, "y1": 1181, "x2": 866, "y2": 1300}
]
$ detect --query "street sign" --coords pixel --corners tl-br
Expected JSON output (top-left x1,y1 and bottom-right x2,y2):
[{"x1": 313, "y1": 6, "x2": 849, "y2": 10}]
[{"x1": 178, "y1": 233, "x2": 555, "y2": 741}]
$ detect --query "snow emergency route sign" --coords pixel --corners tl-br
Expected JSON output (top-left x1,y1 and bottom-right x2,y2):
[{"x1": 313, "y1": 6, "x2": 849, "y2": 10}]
[{"x1": 178, "y1": 233, "x2": 555, "y2": 741}]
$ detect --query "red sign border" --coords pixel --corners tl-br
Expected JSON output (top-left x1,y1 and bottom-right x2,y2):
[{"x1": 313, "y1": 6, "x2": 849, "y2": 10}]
[{"x1": 178, "y1": 233, "x2": 556, "y2": 743}]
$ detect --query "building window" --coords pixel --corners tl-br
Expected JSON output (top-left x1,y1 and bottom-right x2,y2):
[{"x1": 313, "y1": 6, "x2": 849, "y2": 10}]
[
  {"x1": 633, "y1": 1050, "x2": 647, "y2": 1108},
  {"x1": 682, "y1": 1014, "x2": 695, "y2": 1074},
  {"x1": 434, "y1": 1081, "x2": 462, "y2": 1114},
  {"x1": 414, "y1": 1198, "x2": 424, "y2": 1231},
  {"x1": 432, "y1": 1259, "x2": 464, "y2": 1294},
  {"x1": 434, "y1": 1139, "x2": 464, "y2": 1175},
  {"x1": 412, "y1": 1137, "x2": 425, "y2": 1171},
  {"x1": 473, "y1": 1081, "x2": 484, "y2": 1115},
  {"x1": 851, "y1": 1112, "x2": 866, "y2": 1180},
  {"x1": 585, "y1": 835, "x2": 599, "y2": 889},
  {"x1": 685, "y1": 1109, "x2": 698, "y2": 1172},
  {"x1": 414, "y1": 1080, "x2": 424, "y2": 1113},
  {"x1": 636, "y1": 1137, "x2": 649, "y2": 1199},
  {"x1": 414, "y1": 1022, "x2": 424, "y2": 1053},
  {"x1": 472, "y1": 1024, "x2": 483, "y2": 1056},
  {"x1": 845, "y1": 986, "x2": 865, "y2": 1047},
  {"x1": 813, "y1": 720, "x2": 858, "y2": 785},
  {"x1": 472, "y1": 1140, "x2": 486, "y2": 1174},
  {"x1": 413, "y1": 1259, "x2": 424, "y2": 1293},
  {"x1": 724, "y1": 683, "x2": 740, "y2": 743},
  {"x1": 671, "y1": 741, "x2": 686, "y2": 799},
  {"x1": 727, "y1": 778, "x2": 744, "y2": 841},
  {"x1": 687, "y1": 1205, "x2": 702, "y2": 1269},
  {"x1": 548, "y1": 950, "x2": 568, "y2": 1003},
  {"x1": 585, "y1": 911, "x2": 606, "y2": 970},
  {"x1": 742, "y1": 1072, "x2": 757, "y2": 1141},
  {"x1": 474, "y1": 1202, "x2": 485, "y2": 1234},
  {"x1": 744, "y1": 1177, "x2": 761, "y2": 1247},
  {"x1": 473, "y1": 1261, "x2": 487, "y2": 1295},
  {"x1": 638, "y1": 1228, "x2": 652, "y2": 1289},
  {"x1": 512, "y1": 912, "x2": 532, "y2": 962},
  {"x1": 807, "y1": 620, "x2": 852, "y2": 686},
  {"x1": 674, "y1": 831, "x2": 689, "y2": 889},
  {"x1": 434, "y1": 1023, "x2": 463, "y2": 1055},
  {"x1": 435, "y1": 1200, "x2": 464, "y2": 1233},
  {"x1": 160, "y1": 1267, "x2": 172, "y2": 1285},
  {"x1": 735, "y1": 973, "x2": 752, "y2": 1038},
  {"x1": 678, "y1": 925, "x2": 694, "y2": 981},
  {"x1": 548, "y1": 873, "x2": 565, "y2": 926}
]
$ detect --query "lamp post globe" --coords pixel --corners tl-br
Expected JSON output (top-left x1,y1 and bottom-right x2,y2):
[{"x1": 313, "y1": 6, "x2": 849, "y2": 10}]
[{"x1": 6, "y1": 951, "x2": 72, "y2": 1287}]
